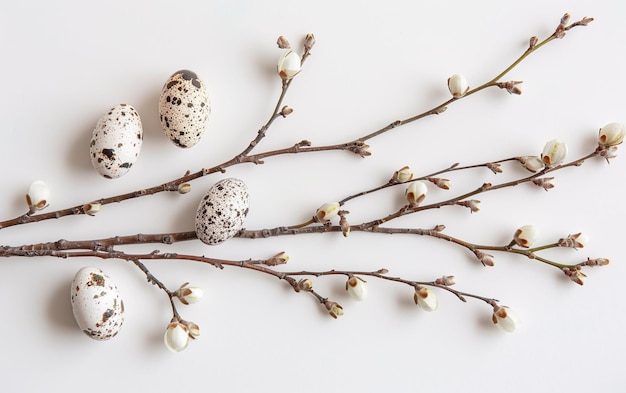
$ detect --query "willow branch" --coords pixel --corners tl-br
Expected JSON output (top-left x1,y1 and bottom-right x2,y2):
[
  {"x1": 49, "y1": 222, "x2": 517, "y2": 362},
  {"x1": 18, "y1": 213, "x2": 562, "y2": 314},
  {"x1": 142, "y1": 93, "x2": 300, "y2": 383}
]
[
  {"x1": 0, "y1": 15, "x2": 592, "y2": 232},
  {"x1": 351, "y1": 14, "x2": 593, "y2": 143}
]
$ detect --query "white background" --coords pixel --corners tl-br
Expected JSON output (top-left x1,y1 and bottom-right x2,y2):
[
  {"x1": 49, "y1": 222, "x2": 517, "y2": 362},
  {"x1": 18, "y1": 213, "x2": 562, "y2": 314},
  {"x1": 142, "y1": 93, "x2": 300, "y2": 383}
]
[{"x1": 1, "y1": 1, "x2": 624, "y2": 392}]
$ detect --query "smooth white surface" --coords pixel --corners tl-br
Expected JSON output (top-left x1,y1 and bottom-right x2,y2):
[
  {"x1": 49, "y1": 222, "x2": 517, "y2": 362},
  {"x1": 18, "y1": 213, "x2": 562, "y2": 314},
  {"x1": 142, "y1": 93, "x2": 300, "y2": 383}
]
[{"x1": 1, "y1": 1, "x2": 624, "y2": 392}]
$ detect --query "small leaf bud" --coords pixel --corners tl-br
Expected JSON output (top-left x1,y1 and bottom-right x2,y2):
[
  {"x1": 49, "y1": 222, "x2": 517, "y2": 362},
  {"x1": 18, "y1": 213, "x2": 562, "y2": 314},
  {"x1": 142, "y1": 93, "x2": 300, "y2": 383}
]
[
  {"x1": 325, "y1": 301, "x2": 344, "y2": 319},
  {"x1": 82, "y1": 203, "x2": 102, "y2": 216},
  {"x1": 457, "y1": 199, "x2": 480, "y2": 213},
  {"x1": 435, "y1": 275, "x2": 456, "y2": 286},
  {"x1": 303, "y1": 33, "x2": 316, "y2": 53},
  {"x1": 563, "y1": 268, "x2": 587, "y2": 285},
  {"x1": 267, "y1": 251, "x2": 289, "y2": 266},
  {"x1": 183, "y1": 320, "x2": 200, "y2": 339},
  {"x1": 428, "y1": 177, "x2": 451, "y2": 190},
  {"x1": 276, "y1": 35, "x2": 291, "y2": 49},
  {"x1": 280, "y1": 106, "x2": 294, "y2": 117},
  {"x1": 496, "y1": 80, "x2": 523, "y2": 95},
  {"x1": 532, "y1": 177, "x2": 555, "y2": 191},
  {"x1": 585, "y1": 257, "x2": 609, "y2": 267},
  {"x1": 473, "y1": 250, "x2": 495, "y2": 267},
  {"x1": 516, "y1": 156, "x2": 545, "y2": 173},
  {"x1": 177, "y1": 183, "x2": 191, "y2": 194},
  {"x1": 297, "y1": 278, "x2": 313, "y2": 291},
  {"x1": 338, "y1": 210, "x2": 350, "y2": 237},
  {"x1": 558, "y1": 232, "x2": 589, "y2": 249}
]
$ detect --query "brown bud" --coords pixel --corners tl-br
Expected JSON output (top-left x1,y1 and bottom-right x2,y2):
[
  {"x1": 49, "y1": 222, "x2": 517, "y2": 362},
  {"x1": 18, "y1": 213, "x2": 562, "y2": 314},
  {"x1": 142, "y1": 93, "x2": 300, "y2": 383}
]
[{"x1": 277, "y1": 36, "x2": 291, "y2": 49}]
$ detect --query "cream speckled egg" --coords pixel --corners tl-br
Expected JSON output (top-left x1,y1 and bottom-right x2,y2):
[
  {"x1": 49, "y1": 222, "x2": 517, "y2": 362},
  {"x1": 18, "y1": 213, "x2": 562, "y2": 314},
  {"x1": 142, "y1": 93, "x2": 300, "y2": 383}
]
[
  {"x1": 70, "y1": 267, "x2": 125, "y2": 340},
  {"x1": 159, "y1": 70, "x2": 210, "y2": 148},
  {"x1": 90, "y1": 104, "x2": 143, "y2": 179},
  {"x1": 195, "y1": 178, "x2": 249, "y2": 245}
]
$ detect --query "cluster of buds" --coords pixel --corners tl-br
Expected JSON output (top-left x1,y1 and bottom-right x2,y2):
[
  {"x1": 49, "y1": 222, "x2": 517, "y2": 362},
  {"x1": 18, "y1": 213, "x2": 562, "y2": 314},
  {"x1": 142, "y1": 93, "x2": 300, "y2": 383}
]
[
  {"x1": 164, "y1": 283, "x2": 204, "y2": 352},
  {"x1": 275, "y1": 34, "x2": 314, "y2": 82},
  {"x1": 164, "y1": 318, "x2": 200, "y2": 353}
]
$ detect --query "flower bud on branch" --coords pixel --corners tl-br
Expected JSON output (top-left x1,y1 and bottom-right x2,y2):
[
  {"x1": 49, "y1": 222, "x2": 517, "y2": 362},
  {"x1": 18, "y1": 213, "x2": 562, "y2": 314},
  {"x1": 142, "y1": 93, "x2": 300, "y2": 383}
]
[
  {"x1": 492, "y1": 305, "x2": 517, "y2": 332},
  {"x1": 26, "y1": 180, "x2": 50, "y2": 214},
  {"x1": 346, "y1": 276, "x2": 368, "y2": 301},
  {"x1": 414, "y1": 286, "x2": 438, "y2": 311}
]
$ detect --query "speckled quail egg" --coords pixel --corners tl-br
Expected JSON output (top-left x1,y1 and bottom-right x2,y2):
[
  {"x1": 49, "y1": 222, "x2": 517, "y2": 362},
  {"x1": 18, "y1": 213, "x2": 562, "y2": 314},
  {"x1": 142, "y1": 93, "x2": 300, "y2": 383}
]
[
  {"x1": 159, "y1": 69, "x2": 210, "y2": 148},
  {"x1": 90, "y1": 104, "x2": 143, "y2": 179},
  {"x1": 71, "y1": 267, "x2": 125, "y2": 340},
  {"x1": 195, "y1": 178, "x2": 249, "y2": 245}
]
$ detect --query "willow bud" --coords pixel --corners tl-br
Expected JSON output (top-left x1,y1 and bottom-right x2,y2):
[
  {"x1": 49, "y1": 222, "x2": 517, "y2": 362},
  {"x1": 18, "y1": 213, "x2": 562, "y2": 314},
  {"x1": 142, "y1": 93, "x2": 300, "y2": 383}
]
[
  {"x1": 447, "y1": 74, "x2": 469, "y2": 98},
  {"x1": 405, "y1": 181, "x2": 428, "y2": 205},
  {"x1": 277, "y1": 49, "x2": 301, "y2": 80},
  {"x1": 26, "y1": 180, "x2": 50, "y2": 212},
  {"x1": 346, "y1": 276, "x2": 368, "y2": 301},
  {"x1": 413, "y1": 286, "x2": 438, "y2": 312},
  {"x1": 513, "y1": 225, "x2": 540, "y2": 248},
  {"x1": 598, "y1": 122, "x2": 625, "y2": 147},
  {"x1": 541, "y1": 139, "x2": 567, "y2": 166}
]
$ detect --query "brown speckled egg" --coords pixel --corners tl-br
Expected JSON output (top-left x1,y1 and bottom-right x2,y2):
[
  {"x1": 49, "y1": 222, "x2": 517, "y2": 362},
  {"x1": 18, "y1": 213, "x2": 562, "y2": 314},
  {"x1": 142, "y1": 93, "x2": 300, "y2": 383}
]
[
  {"x1": 159, "y1": 70, "x2": 210, "y2": 148},
  {"x1": 195, "y1": 178, "x2": 249, "y2": 245},
  {"x1": 70, "y1": 267, "x2": 125, "y2": 340},
  {"x1": 90, "y1": 104, "x2": 143, "y2": 179}
]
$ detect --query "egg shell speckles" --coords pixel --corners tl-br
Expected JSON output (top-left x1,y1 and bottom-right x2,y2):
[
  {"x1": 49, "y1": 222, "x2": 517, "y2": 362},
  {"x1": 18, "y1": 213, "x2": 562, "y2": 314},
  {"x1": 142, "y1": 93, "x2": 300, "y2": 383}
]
[
  {"x1": 195, "y1": 178, "x2": 250, "y2": 245},
  {"x1": 70, "y1": 267, "x2": 125, "y2": 341},
  {"x1": 159, "y1": 70, "x2": 210, "y2": 148},
  {"x1": 90, "y1": 104, "x2": 143, "y2": 179}
]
